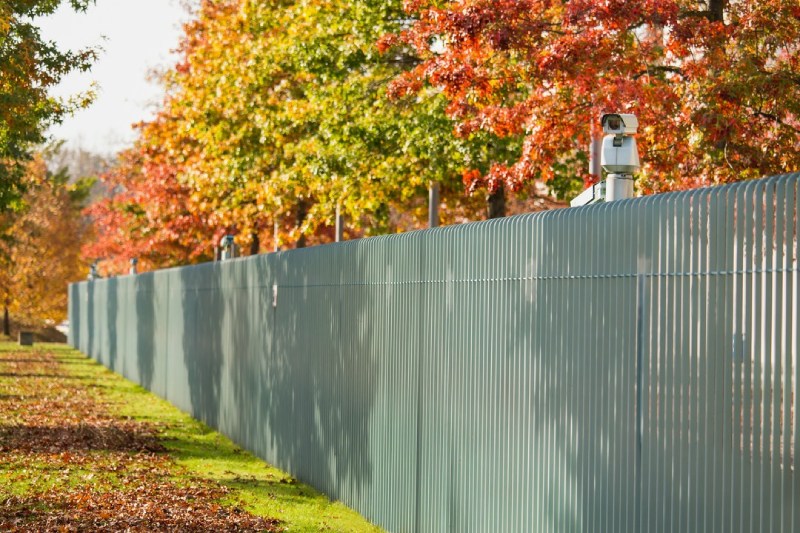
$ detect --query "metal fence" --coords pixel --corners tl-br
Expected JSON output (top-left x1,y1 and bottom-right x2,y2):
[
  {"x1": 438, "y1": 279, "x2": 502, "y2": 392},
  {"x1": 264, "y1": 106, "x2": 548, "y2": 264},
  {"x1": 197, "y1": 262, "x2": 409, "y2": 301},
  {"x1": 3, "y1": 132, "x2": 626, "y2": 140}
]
[{"x1": 69, "y1": 173, "x2": 799, "y2": 532}]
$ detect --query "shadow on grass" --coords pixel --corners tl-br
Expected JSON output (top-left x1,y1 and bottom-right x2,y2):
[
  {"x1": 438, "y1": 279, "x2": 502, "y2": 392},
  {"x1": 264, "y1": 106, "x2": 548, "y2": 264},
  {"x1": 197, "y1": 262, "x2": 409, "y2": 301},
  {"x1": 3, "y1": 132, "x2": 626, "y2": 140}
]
[
  {"x1": 0, "y1": 394, "x2": 34, "y2": 401},
  {"x1": 51, "y1": 357, "x2": 95, "y2": 366},
  {"x1": 162, "y1": 427, "x2": 341, "y2": 512}
]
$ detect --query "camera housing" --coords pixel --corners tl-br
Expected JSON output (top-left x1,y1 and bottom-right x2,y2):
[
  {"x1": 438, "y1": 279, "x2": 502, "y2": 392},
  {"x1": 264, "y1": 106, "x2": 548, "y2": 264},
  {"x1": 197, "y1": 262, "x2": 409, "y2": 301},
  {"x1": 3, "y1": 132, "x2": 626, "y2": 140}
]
[
  {"x1": 601, "y1": 135, "x2": 639, "y2": 174},
  {"x1": 601, "y1": 113, "x2": 640, "y2": 175},
  {"x1": 601, "y1": 113, "x2": 639, "y2": 136}
]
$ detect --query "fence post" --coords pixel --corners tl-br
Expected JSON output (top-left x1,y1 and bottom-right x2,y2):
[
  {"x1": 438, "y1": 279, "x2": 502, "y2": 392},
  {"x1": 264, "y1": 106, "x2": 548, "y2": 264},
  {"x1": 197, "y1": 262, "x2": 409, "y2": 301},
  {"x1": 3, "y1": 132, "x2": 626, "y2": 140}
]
[
  {"x1": 335, "y1": 205, "x2": 345, "y2": 242},
  {"x1": 429, "y1": 182, "x2": 440, "y2": 228}
]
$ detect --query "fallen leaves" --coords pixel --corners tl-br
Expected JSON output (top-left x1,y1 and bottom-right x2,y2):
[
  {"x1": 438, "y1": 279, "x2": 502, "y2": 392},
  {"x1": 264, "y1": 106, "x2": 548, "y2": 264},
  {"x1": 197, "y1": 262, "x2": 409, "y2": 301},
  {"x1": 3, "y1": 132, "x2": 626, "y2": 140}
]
[
  {"x1": 0, "y1": 422, "x2": 166, "y2": 454},
  {"x1": 0, "y1": 348, "x2": 280, "y2": 532},
  {"x1": 2, "y1": 483, "x2": 278, "y2": 532}
]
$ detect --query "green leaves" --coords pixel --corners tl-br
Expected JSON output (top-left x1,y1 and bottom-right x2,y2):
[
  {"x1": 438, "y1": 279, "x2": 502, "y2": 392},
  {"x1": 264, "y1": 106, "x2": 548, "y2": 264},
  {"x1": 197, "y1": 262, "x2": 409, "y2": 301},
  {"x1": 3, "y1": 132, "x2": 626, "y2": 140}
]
[{"x1": 0, "y1": 1, "x2": 97, "y2": 211}]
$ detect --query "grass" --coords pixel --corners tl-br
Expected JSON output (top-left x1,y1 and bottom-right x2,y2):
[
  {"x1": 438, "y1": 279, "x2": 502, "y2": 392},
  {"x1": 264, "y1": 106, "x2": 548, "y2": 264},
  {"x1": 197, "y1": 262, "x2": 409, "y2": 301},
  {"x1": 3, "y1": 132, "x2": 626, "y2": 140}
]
[
  {"x1": 103, "y1": 372, "x2": 382, "y2": 532},
  {"x1": 0, "y1": 342, "x2": 383, "y2": 532}
]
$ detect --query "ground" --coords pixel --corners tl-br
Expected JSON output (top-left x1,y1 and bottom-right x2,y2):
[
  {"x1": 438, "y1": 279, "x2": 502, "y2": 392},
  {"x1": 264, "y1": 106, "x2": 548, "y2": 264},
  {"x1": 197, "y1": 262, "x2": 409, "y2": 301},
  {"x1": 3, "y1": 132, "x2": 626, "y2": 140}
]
[{"x1": 0, "y1": 342, "x2": 383, "y2": 532}]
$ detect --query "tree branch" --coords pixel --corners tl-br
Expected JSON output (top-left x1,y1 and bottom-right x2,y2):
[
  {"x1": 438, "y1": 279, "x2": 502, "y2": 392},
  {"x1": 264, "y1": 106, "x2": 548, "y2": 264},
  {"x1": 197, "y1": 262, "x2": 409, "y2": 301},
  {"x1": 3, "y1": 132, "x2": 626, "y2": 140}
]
[
  {"x1": 752, "y1": 111, "x2": 800, "y2": 134},
  {"x1": 679, "y1": 9, "x2": 712, "y2": 19},
  {"x1": 383, "y1": 54, "x2": 422, "y2": 67},
  {"x1": 679, "y1": 1, "x2": 727, "y2": 22},
  {"x1": 633, "y1": 65, "x2": 687, "y2": 81}
]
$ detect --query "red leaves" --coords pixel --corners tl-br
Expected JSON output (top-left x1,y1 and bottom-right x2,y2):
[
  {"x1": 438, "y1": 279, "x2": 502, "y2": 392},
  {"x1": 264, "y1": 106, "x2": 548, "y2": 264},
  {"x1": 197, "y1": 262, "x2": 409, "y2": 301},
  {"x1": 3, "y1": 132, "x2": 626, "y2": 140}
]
[
  {"x1": 388, "y1": 0, "x2": 800, "y2": 194},
  {"x1": 386, "y1": 69, "x2": 425, "y2": 99},
  {"x1": 83, "y1": 144, "x2": 216, "y2": 275},
  {"x1": 461, "y1": 168, "x2": 482, "y2": 191}
]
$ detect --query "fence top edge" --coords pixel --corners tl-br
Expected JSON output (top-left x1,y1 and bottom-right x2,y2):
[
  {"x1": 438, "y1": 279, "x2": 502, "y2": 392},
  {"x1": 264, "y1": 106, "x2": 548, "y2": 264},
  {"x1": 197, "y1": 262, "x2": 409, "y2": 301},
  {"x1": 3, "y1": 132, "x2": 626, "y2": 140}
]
[{"x1": 72, "y1": 172, "x2": 798, "y2": 287}]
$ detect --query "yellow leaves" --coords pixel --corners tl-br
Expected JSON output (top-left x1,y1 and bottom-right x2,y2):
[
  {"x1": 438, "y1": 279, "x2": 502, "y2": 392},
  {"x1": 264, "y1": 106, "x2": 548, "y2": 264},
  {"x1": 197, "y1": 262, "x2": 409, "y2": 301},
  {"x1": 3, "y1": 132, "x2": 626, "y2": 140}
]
[
  {"x1": 0, "y1": 13, "x2": 10, "y2": 35},
  {"x1": 0, "y1": 157, "x2": 89, "y2": 327}
]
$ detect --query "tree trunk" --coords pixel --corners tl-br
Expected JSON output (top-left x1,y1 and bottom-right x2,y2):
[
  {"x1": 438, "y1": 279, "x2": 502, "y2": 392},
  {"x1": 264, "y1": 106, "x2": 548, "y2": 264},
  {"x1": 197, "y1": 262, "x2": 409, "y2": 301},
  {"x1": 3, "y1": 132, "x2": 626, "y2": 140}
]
[
  {"x1": 249, "y1": 231, "x2": 260, "y2": 256},
  {"x1": 487, "y1": 186, "x2": 506, "y2": 219},
  {"x1": 3, "y1": 300, "x2": 9, "y2": 337},
  {"x1": 708, "y1": 0, "x2": 726, "y2": 21},
  {"x1": 296, "y1": 200, "x2": 308, "y2": 249}
]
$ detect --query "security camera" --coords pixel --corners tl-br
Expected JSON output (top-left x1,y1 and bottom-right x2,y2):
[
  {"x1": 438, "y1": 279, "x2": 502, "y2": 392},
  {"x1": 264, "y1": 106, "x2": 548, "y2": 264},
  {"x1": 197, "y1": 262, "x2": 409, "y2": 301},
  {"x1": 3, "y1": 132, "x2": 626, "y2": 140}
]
[
  {"x1": 219, "y1": 234, "x2": 239, "y2": 260},
  {"x1": 601, "y1": 113, "x2": 640, "y2": 175},
  {"x1": 601, "y1": 113, "x2": 638, "y2": 136},
  {"x1": 571, "y1": 112, "x2": 641, "y2": 207}
]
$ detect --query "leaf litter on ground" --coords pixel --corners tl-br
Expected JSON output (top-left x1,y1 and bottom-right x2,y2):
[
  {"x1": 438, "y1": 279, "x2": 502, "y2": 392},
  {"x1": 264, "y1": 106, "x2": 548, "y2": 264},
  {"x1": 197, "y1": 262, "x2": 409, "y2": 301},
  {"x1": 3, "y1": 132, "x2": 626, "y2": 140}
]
[{"x1": 0, "y1": 345, "x2": 280, "y2": 532}]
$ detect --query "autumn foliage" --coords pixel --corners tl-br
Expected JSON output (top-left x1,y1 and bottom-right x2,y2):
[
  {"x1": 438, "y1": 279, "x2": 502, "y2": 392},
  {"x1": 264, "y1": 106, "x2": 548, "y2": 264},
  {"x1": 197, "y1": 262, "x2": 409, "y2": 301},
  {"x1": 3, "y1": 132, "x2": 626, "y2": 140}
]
[
  {"x1": 85, "y1": 0, "x2": 799, "y2": 273},
  {"x1": 384, "y1": 0, "x2": 800, "y2": 194},
  {"x1": 0, "y1": 157, "x2": 92, "y2": 330},
  {"x1": 87, "y1": 0, "x2": 511, "y2": 272},
  {"x1": 84, "y1": 138, "x2": 215, "y2": 275}
]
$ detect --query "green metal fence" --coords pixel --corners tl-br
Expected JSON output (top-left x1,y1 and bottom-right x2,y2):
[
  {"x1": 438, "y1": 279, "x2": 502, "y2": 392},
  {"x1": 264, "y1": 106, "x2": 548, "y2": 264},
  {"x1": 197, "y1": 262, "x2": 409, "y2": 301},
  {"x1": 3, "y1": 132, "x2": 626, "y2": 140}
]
[{"x1": 70, "y1": 173, "x2": 799, "y2": 532}]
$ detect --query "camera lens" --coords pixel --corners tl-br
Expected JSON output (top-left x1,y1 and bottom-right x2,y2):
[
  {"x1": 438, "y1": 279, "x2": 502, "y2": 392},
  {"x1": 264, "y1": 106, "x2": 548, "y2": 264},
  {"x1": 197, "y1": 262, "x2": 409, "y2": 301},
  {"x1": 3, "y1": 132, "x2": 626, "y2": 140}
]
[{"x1": 607, "y1": 117, "x2": 621, "y2": 130}]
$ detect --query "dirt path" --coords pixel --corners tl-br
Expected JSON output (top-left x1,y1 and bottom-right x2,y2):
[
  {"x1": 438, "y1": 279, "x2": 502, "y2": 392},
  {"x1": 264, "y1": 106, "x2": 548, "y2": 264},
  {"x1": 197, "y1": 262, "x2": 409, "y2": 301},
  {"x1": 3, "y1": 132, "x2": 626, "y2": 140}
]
[{"x1": 0, "y1": 345, "x2": 280, "y2": 532}]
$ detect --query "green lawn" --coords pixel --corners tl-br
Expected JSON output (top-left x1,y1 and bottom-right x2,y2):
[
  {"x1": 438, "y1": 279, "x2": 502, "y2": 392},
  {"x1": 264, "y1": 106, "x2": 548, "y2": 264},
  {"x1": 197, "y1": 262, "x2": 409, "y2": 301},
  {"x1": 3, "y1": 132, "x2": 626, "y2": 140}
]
[{"x1": 0, "y1": 341, "x2": 383, "y2": 532}]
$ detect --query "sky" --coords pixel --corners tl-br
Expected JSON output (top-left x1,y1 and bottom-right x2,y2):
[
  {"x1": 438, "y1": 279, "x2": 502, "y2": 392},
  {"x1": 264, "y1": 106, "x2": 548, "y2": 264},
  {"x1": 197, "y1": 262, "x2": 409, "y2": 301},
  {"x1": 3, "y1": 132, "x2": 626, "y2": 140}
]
[{"x1": 38, "y1": 0, "x2": 195, "y2": 156}]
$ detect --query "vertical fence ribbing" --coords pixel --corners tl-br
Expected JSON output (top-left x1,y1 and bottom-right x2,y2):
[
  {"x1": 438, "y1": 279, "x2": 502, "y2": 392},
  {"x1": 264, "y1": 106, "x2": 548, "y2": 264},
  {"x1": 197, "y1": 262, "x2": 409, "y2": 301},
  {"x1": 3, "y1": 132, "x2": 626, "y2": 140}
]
[{"x1": 69, "y1": 174, "x2": 800, "y2": 533}]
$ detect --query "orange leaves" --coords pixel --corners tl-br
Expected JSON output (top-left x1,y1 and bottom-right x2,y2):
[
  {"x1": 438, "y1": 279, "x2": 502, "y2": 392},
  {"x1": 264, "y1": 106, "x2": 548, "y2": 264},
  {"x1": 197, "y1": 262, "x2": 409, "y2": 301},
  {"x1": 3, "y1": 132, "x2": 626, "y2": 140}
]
[
  {"x1": 461, "y1": 168, "x2": 482, "y2": 190},
  {"x1": 375, "y1": 32, "x2": 400, "y2": 54},
  {"x1": 0, "y1": 158, "x2": 90, "y2": 327}
]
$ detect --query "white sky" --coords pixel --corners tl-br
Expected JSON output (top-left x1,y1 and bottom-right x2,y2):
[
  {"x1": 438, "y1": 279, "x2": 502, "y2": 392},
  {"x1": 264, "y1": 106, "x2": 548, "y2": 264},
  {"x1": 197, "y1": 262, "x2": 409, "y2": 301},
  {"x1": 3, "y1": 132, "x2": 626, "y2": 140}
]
[{"x1": 38, "y1": 0, "x2": 194, "y2": 156}]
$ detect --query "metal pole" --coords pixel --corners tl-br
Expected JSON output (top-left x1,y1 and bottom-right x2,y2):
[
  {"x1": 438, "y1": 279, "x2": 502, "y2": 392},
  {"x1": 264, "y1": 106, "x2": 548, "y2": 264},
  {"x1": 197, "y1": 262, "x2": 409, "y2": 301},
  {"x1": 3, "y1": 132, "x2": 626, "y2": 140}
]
[
  {"x1": 273, "y1": 218, "x2": 280, "y2": 252},
  {"x1": 428, "y1": 182, "x2": 440, "y2": 228},
  {"x1": 605, "y1": 174, "x2": 634, "y2": 201},
  {"x1": 589, "y1": 134, "x2": 602, "y2": 178},
  {"x1": 335, "y1": 205, "x2": 344, "y2": 243}
]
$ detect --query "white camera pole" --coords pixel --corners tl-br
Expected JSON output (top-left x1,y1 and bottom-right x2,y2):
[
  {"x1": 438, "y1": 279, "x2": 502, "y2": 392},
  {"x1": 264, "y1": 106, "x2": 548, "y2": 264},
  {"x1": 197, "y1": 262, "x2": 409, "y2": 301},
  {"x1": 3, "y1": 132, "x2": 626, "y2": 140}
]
[{"x1": 605, "y1": 174, "x2": 635, "y2": 201}]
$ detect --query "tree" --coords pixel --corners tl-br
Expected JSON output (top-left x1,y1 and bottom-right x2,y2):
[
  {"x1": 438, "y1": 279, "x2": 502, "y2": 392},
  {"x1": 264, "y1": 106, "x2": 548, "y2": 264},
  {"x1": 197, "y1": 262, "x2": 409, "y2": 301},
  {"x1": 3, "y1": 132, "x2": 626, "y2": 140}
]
[
  {"x1": 384, "y1": 0, "x2": 800, "y2": 197},
  {"x1": 154, "y1": 0, "x2": 518, "y2": 244},
  {"x1": 0, "y1": 157, "x2": 92, "y2": 334},
  {"x1": 85, "y1": 0, "x2": 566, "y2": 267},
  {"x1": 0, "y1": 0, "x2": 97, "y2": 210},
  {"x1": 274, "y1": 0, "x2": 522, "y2": 226},
  {"x1": 82, "y1": 136, "x2": 216, "y2": 275}
]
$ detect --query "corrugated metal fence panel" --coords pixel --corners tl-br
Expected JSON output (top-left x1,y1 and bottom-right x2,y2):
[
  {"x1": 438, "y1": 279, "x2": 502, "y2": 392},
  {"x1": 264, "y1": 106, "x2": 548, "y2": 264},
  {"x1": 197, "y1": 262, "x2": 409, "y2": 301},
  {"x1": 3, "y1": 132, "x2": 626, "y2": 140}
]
[{"x1": 68, "y1": 173, "x2": 799, "y2": 533}]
